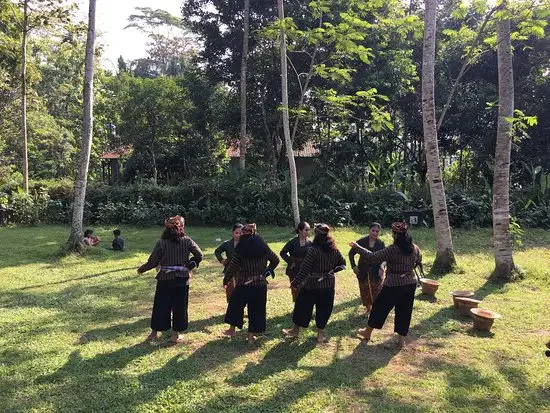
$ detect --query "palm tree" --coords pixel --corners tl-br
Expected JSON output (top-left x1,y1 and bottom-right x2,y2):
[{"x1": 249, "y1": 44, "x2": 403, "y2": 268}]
[
  {"x1": 492, "y1": 1, "x2": 515, "y2": 279},
  {"x1": 422, "y1": 0, "x2": 456, "y2": 271},
  {"x1": 277, "y1": 0, "x2": 300, "y2": 227},
  {"x1": 66, "y1": 0, "x2": 96, "y2": 251}
]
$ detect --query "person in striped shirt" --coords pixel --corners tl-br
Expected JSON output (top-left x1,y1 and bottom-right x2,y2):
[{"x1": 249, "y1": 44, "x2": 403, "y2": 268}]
[
  {"x1": 349, "y1": 221, "x2": 422, "y2": 347},
  {"x1": 137, "y1": 216, "x2": 203, "y2": 344},
  {"x1": 223, "y1": 223, "x2": 280, "y2": 343},
  {"x1": 349, "y1": 222, "x2": 386, "y2": 313},
  {"x1": 214, "y1": 223, "x2": 244, "y2": 302},
  {"x1": 283, "y1": 223, "x2": 346, "y2": 344},
  {"x1": 280, "y1": 221, "x2": 312, "y2": 302}
]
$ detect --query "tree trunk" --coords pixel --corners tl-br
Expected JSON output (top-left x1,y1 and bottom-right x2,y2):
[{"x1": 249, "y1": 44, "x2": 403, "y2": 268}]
[
  {"x1": 277, "y1": 0, "x2": 300, "y2": 227},
  {"x1": 492, "y1": 4, "x2": 515, "y2": 280},
  {"x1": 21, "y1": 0, "x2": 29, "y2": 194},
  {"x1": 66, "y1": 0, "x2": 97, "y2": 252},
  {"x1": 239, "y1": 0, "x2": 250, "y2": 169},
  {"x1": 151, "y1": 144, "x2": 158, "y2": 185},
  {"x1": 421, "y1": 0, "x2": 456, "y2": 272}
]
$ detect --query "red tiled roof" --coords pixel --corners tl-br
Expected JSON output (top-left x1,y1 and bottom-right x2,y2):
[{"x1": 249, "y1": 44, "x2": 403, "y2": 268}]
[
  {"x1": 227, "y1": 140, "x2": 319, "y2": 158},
  {"x1": 100, "y1": 146, "x2": 132, "y2": 159}
]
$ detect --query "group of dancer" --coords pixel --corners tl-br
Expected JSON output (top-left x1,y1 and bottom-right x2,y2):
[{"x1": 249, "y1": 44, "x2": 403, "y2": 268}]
[{"x1": 137, "y1": 216, "x2": 422, "y2": 346}]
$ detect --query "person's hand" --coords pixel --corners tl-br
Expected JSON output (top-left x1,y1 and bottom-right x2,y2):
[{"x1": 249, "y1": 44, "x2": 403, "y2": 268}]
[
  {"x1": 221, "y1": 259, "x2": 227, "y2": 266},
  {"x1": 349, "y1": 241, "x2": 358, "y2": 248},
  {"x1": 137, "y1": 268, "x2": 143, "y2": 275},
  {"x1": 378, "y1": 268, "x2": 385, "y2": 278},
  {"x1": 353, "y1": 267, "x2": 359, "y2": 275}
]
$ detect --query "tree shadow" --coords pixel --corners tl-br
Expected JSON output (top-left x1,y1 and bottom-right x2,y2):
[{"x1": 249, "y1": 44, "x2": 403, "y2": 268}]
[
  {"x1": 76, "y1": 313, "x2": 227, "y2": 345},
  {"x1": 193, "y1": 334, "x2": 403, "y2": 412},
  {"x1": 19, "y1": 266, "x2": 138, "y2": 291}
]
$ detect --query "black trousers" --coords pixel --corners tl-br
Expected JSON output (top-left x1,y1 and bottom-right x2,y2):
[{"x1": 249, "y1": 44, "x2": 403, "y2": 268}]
[
  {"x1": 292, "y1": 287, "x2": 335, "y2": 330},
  {"x1": 367, "y1": 283, "x2": 416, "y2": 336},
  {"x1": 151, "y1": 278, "x2": 189, "y2": 332},
  {"x1": 224, "y1": 285, "x2": 267, "y2": 334}
]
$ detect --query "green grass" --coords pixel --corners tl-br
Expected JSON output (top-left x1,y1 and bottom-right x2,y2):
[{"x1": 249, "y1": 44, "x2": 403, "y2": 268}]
[{"x1": 1, "y1": 225, "x2": 549, "y2": 412}]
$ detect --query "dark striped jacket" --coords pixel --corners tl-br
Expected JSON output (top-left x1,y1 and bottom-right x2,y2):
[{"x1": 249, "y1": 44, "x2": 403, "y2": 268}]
[
  {"x1": 138, "y1": 236, "x2": 203, "y2": 281},
  {"x1": 280, "y1": 236, "x2": 312, "y2": 277},
  {"x1": 349, "y1": 237, "x2": 385, "y2": 282},
  {"x1": 356, "y1": 244, "x2": 422, "y2": 287},
  {"x1": 291, "y1": 246, "x2": 346, "y2": 290},
  {"x1": 225, "y1": 248, "x2": 280, "y2": 287},
  {"x1": 214, "y1": 239, "x2": 236, "y2": 274}
]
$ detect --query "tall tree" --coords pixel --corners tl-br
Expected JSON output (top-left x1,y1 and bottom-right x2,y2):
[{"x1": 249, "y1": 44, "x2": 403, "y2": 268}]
[
  {"x1": 492, "y1": 1, "x2": 515, "y2": 279},
  {"x1": 277, "y1": 0, "x2": 299, "y2": 226},
  {"x1": 67, "y1": 0, "x2": 96, "y2": 251},
  {"x1": 16, "y1": 0, "x2": 70, "y2": 193},
  {"x1": 239, "y1": 0, "x2": 250, "y2": 169},
  {"x1": 20, "y1": 0, "x2": 29, "y2": 193},
  {"x1": 125, "y1": 7, "x2": 195, "y2": 77},
  {"x1": 422, "y1": 0, "x2": 456, "y2": 271}
]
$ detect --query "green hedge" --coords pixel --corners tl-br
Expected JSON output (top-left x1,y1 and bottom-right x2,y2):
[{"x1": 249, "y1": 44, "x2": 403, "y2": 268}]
[{"x1": 2, "y1": 176, "x2": 549, "y2": 228}]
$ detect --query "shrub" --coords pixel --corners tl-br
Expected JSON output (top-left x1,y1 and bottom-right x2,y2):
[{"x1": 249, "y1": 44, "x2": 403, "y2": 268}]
[{"x1": 3, "y1": 174, "x2": 550, "y2": 228}]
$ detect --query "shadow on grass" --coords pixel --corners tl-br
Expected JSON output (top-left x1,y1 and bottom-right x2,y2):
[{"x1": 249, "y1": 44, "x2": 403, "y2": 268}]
[
  {"x1": 19, "y1": 266, "x2": 138, "y2": 291},
  {"x1": 77, "y1": 314, "x2": 227, "y2": 345}
]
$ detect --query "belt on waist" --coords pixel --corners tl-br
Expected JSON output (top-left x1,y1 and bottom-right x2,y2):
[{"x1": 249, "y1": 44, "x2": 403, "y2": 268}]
[
  {"x1": 159, "y1": 265, "x2": 189, "y2": 278},
  {"x1": 388, "y1": 272, "x2": 413, "y2": 278},
  {"x1": 310, "y1": 272, "x2": 335, "y2": 282},
  {"x1": 243, "y1": 275, "x2": 267, "y2": 285}
]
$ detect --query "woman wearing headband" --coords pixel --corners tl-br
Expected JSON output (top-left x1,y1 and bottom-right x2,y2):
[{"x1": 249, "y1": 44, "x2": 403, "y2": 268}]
[
  {"x1": 137, "y1": 215, "x2": 203, "y2": 344},
  {"x1": 283, "y1": 223, "x2": 346, "y2": 344},
  {"x1": 223, "y1": 223, "x2": 280, "y2": 343},
  {"x1": 348, "y1": 223, "x2": 386, "y2": 313},
  {"x1": 349, "y1": 221, "x2": 422, "y2": 347},
  {"x1": 280, "y1": 221, "x2": 312, "y2": 302}
]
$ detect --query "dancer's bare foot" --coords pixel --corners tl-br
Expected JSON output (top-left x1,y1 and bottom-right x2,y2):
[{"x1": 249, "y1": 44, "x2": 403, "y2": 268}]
[
  {"x1": 248, "y1": 334, "x2": 263, "y2": 344},
  {"x1": 171, "y1": 332, "x2": 184, "y2": 344},
  {"x1": 223, "y1": 327, "x2": 236, "y2": 338},
  {"x1": 397, "y1": 335, "x2": 406, "y2": 348},
  {"x1": 282, "y1": 326, "x2": 300, "y2": 339},
  {"x1": 145, "y1": 331, "x2": 159, "y2": 341},
  {"x1": 316, "y1": 331, "x2": 328, "y2": 345},
  {"x1": 357, "y1": 327, "x2": 372, "y2": 342}
]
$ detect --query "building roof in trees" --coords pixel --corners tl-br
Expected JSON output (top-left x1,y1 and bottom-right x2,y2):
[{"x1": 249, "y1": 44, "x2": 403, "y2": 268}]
[
  {"x1": 227, "y1": 140, "x2": 319, "y2": 158},
  {"x1": 100, "y1": 146, "x2": 132, "y2": 159}
]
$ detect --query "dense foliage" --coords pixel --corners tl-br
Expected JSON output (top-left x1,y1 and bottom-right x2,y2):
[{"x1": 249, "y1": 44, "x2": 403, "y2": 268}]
[{"x1": 1, "y1": 0, "x2": 549, "y2": 227}]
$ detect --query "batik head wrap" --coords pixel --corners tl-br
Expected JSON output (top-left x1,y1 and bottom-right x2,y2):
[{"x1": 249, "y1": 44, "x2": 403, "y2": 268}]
[
  {"x1": 165, "y1": 215, "x2": 185, "y2": 235},
  {"x1": 242, "y1": 223, "x2": 257, "y2": 235},
  {"x1": 391, "y1": 221, "x2": 409, "y2": 234},
  {"x1": 314, "y1": 223, "x2": 330, "y2": 235}
]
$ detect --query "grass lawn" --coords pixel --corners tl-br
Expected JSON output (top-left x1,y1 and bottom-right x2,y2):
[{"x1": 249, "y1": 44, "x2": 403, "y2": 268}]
[{"x1": 1, "y1": 225, "x2": 549, "y2": 412}]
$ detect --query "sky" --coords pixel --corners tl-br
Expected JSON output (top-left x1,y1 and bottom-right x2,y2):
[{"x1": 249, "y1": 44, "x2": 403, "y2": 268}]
[{"x1": 75, "y1": 0, "x2": 184, "y2": 71}]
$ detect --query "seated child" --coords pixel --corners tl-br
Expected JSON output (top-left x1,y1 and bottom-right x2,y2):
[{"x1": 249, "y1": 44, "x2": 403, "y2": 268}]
[
  {"x1": 83, "y1": 229, "x2": 101, "y2": 246},
  {"x1": 111, "y1": 229, "x2": 125, "y2": 251}
]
